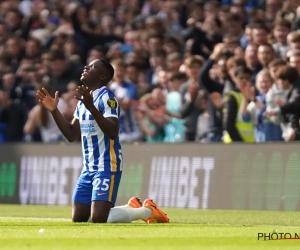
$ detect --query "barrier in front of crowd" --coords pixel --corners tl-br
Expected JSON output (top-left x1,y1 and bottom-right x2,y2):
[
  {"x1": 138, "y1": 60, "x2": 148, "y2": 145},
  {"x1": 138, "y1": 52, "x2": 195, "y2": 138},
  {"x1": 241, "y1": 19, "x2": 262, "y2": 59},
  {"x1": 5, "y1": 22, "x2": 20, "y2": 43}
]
[{"x1": 0, "y1": 143, "x2": 299, "y2": 211}]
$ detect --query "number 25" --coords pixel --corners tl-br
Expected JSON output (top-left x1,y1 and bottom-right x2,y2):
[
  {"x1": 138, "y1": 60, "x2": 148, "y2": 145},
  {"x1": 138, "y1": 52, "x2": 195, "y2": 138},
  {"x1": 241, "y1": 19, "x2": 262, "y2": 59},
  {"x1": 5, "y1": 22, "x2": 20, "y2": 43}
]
[{"x1": 93, "y1": 178, "x2": 110, "y2": 191}]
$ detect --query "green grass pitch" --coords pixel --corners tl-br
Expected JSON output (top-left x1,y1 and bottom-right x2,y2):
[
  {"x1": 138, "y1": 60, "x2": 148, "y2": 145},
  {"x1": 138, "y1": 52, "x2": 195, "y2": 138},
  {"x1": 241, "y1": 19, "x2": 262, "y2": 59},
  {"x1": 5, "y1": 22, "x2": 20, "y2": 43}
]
[{"x1": 0, "y1": 205, "x2": 300, "y2": 250}]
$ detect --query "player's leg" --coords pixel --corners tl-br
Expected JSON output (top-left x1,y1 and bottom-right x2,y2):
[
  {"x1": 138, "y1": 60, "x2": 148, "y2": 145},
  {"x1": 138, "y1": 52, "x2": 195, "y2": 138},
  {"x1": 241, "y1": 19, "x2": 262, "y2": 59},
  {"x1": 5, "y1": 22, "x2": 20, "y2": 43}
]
[
  {"x1": 72, "y1": 201, "x2": 91, "y2": 222},
  {"x1": 91, "y1": 200, "x2": 112, "y2": 223},
  {"x1": 107, "y1": 197, "x2": 169, "y2": 223},
  {"x1": 72, "y1": 170, "x2": 93, "y2": 222},
  {"x1": 90, "y1": 172, "x2": 169, "y2": 223},
  {"x1": 107, "y1": 197, "x2": 152, "y2": 223},
  {"x1": 90, "y1": 171, "x2": 122, "y2": 223},
  {"x1": 89, "y1": 172, "x2": 150, "y2": 223}
]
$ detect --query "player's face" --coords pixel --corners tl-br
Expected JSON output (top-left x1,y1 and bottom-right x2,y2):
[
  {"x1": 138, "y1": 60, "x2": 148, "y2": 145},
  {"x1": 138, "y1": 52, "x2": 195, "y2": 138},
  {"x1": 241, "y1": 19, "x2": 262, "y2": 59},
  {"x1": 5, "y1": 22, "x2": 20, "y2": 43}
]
[{"x1": 81, "y1": 59, "x2": 102, "y2": 85}]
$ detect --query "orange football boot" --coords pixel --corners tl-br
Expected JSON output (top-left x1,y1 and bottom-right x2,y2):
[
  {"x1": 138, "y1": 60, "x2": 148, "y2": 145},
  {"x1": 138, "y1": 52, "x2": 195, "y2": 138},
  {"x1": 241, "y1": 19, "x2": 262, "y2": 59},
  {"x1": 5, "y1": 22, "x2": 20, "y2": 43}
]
[
  {"x1": 128, "y1": 197, "x2": 149, "y2": 222},
  {"x1": 127, "y1": 196, "x2": 143, "y2": 208},
  {"x1": 143, "y1": 199, "x2": 170, "y2": 223}
]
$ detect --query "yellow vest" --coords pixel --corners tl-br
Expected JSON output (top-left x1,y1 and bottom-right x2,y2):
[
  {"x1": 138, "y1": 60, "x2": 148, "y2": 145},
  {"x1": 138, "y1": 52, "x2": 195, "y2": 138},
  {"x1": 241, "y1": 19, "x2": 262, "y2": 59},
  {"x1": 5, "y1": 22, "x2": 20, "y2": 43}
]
[{"x1": 223, "y1": 91, "x2": 255, "y2": 143}]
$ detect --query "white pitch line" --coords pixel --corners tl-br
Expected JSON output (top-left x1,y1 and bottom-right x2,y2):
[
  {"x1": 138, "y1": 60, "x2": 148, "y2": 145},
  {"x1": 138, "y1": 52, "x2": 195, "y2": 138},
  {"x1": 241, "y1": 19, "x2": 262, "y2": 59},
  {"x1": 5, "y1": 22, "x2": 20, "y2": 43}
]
[
  {"x1": 1, "y1": 217, "x2": 300, "y2": 228},
  {"x1": 0, "y1": 216, "x2": 70, "y2": 221}
]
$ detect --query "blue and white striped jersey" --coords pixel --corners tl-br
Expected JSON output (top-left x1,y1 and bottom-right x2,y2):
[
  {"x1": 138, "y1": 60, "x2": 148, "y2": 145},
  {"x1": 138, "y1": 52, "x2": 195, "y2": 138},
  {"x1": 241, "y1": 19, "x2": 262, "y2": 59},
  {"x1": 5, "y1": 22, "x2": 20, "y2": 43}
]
[{"x1": 74, "y1": 86, "x2": 122, "y2": 172}]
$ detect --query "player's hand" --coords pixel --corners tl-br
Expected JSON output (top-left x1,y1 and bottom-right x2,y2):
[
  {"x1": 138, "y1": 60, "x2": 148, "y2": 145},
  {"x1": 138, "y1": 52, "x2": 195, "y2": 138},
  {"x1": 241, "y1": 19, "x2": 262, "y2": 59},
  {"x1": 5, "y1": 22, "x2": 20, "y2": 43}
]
[
  {"x1": 36, "y1": 88, "x2": 59, "y2": 112},
  {"x1": 75, "y1": 85, "x2": 94, "y2": 111}
]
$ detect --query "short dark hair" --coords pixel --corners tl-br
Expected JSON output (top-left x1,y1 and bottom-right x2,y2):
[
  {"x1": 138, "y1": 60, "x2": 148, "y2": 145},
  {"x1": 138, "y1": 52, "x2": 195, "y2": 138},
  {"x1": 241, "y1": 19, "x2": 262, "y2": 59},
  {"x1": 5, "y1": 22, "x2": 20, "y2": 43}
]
[
  {"x1": 276, "y1": 65, "x2": 299, "y2": 83},
  {"x1": 100, "y1": 59, "x2": 114, "y2": 82},
  {"x1": 234, "y1": 66, "x2": 252, "y2": 77},
  {"x1": 48, "y1": 49, "x2": 65, "y2": 61},
  {"x1": 126, "y1": 63, "x2": 140, "y2": 70},
  {"x1": 223, "y1": 34, "x2": 240, "y2": 44},
  {"x1": 184, "y1": 55, "x2": 205, "y2": 68},
  {"x1": 252, "y1": 23, "x2": 270, "y2": 33},
  {"x1": 27, "y1": 38, "x2": 41, "y2": 46},
  {"x1": 164, "y1": 36, "x2": 181, "y2": 46},
  {"x1": 91, "y1": 45, "x2": 107, "y2": 54},
  {"x1": 5, "y1": 9, "x2": 23, "y2": 19},
  {"x1": 259, "y1": 43, "x2": 274, "y2": 52},
  {"x1": 0, "y1": 53, "x2": 11, "y2": 65},
  {"x1": 245, "y1": 22, "x2": 258, "y2": 30},
  {"x1": 168, "y1": 71, "x2": 187, "y2": 81},
  {"x1": 147, "y1": 34, "x2": 163, "y2": 41},
  {"x1": 273, "y1": 18, "x2": 292, "y2": 30},
  {"x1": 227, "y1": 13, "x2": 242, "y2": 23},
  {"x1": 151, "y1": 48, "x2": 166, "y2": 57}
]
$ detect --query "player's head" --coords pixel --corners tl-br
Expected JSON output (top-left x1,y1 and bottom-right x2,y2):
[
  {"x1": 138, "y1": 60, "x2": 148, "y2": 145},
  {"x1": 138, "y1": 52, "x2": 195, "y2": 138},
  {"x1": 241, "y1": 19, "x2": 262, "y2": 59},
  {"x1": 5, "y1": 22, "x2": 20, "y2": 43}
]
[{"x1": 80, "y1": 59, "x2": 114, "y2": 88}]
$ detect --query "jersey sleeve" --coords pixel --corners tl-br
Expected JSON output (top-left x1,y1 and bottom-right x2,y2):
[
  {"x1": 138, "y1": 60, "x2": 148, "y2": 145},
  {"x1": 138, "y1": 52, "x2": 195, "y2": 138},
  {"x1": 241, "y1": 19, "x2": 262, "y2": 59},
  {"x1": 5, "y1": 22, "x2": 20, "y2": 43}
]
[{"x1": 99, "y1": 93, "x2": 119, "y2": 118}]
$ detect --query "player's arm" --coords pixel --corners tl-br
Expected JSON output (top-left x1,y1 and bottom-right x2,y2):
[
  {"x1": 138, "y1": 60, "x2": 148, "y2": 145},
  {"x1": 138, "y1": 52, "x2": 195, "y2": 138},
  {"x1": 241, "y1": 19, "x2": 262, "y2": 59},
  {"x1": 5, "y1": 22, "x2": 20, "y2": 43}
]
[
  {"x1": 89, "y1": 107, "x2": 118, "y2": 139},
  {"x1": 36, "y1": 88, "x2": 80, "y2": 142},
  {"x1": 51, "y1": 110, "x2": 80, "y2": 142},
  {"x1": 76, "y1": 85, "x2": 118, "y2": 140}
]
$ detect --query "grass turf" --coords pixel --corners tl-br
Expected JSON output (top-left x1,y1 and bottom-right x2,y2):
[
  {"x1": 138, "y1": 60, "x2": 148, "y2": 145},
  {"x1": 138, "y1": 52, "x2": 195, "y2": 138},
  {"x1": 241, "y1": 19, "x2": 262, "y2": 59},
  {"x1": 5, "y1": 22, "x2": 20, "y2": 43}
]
[{"x1": 0, "y1": 205, "x2": 300, "y2": 250}]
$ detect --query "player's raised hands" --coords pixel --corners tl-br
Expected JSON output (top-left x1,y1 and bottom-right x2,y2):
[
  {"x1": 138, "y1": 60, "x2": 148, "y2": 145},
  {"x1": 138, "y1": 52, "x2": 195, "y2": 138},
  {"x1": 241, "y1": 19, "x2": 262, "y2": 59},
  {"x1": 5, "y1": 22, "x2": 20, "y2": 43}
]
[
  {"x1": 36, "y1": 88, "x2": 59, "y2": 112},
  {"x1": 75, "y1": 85, "x2": 94, "y2": 110}
]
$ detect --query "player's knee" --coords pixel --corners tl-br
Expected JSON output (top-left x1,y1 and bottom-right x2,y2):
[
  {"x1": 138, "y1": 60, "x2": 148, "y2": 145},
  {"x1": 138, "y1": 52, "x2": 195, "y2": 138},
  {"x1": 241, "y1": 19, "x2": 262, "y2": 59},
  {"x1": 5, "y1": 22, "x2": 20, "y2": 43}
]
[
  {"x1": 72, "y1": 214, "x2": 89, "y2": 223},
  {"x1": 72, "y1": 216, "x2": 86, "y2": 223},
  {"x1": 90, "y1": 212, "x2": 108, "y2": 223}
]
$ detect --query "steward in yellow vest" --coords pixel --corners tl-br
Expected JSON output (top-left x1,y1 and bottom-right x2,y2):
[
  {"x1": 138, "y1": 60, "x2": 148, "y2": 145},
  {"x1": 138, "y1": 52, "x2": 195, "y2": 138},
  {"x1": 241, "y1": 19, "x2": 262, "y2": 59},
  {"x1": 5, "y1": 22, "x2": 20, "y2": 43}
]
[{"x1": 222, "y1": 66, "x2": 255, "y2": 143}]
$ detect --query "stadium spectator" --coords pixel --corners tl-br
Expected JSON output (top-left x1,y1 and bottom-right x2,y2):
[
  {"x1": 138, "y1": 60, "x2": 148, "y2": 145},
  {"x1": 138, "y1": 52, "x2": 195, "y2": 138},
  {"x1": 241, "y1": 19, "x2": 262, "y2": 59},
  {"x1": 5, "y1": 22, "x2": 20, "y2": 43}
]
[
  {"x1": 195, "y1": 90, "x2": 211, "y2": 143},
  {"x1": 241, "y1": 69, "x2": 282, "y2": 142},
  {"x1": 0, "y1": 87, "x2": 27, "y2": 142},
  {"x1": 23, "y1": 83, "x2": 68, "y2": 143},
  {"x1": 265, "y1": 59, "x2": 288, "y2": 141},
  {"x1": 0, "y1": 0, "x2": 299, "y2": 144},
  {"x1": 257, "y1": 43, "x2": 275, "y2": 69},
  {"x1": 244, "y1": 43, "x2": 262, "y2": 82},
  {"x1": 163, "y1": 71, "x2": 186, "y2": 143},
  {"x1": 288, "y1": 50, "x2": 300, "y2": 75},
  {"x1": 287, "y1": 31, "x2": 300, "y2": 51},
  {"x1": 272, "y1": 19, "x2": 291, "y2": 59},
  {"x1": 179, "y1": 55, "x2": 204, "y2": 141},
  {"x1": 136, "y1": 93, "x2": 164, "y2": 143},
  {"x1": 109, "y1": 59, "x2": 142, "y2": 143},
  {"x1": 200, "y1": 44, "x2": 240, "y2": 96},
  {"x1": 264, "y1": 65, "x2": 300, "y2": 141},
  {"x1": 145, "y1": 49, "x2": 166, "y2": 88},
  {"x1": 61, "y1": 80, "x2": 80, "y2": 122},
  {"x1": 251, "y1": 23, "x2": 269, "y2": 46},
  {"x1": 222, "y1": 66, "x2": 255, "y2": 143},
  {"x1": 48, "y1": 49, "x2": 83, "y2": 95}
]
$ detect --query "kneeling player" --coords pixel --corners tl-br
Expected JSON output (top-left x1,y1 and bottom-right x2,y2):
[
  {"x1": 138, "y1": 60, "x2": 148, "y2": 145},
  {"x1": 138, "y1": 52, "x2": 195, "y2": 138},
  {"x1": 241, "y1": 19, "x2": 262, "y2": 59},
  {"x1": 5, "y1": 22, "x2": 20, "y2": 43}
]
[{"x1": 36, "y1": 59, "x2": 169, "y2": 223}]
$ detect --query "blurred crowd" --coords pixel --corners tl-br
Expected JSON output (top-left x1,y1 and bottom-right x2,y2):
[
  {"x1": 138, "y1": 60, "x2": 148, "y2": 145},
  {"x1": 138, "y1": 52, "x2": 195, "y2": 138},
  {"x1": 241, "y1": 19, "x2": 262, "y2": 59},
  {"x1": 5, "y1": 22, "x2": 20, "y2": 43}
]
[{"x1": 0, "y1": 0, "x2": 300, "y2": 144}]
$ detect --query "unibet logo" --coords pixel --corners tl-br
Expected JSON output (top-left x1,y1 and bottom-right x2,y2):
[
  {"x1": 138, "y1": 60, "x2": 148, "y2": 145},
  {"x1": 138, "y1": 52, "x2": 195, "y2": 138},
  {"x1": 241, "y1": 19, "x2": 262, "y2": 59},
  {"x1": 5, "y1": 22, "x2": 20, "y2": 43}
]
[{"x1": 0, "y1": 162, "x2": 17, "y2": 198}]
